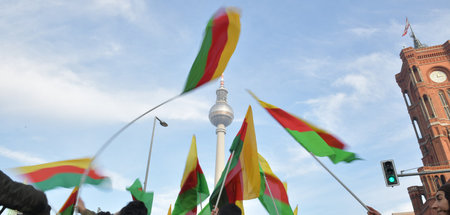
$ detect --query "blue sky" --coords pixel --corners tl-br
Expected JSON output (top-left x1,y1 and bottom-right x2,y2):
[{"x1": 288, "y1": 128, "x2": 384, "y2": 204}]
[{"x1": 1, "y1": 0, "x2": 450, "y2": 214}]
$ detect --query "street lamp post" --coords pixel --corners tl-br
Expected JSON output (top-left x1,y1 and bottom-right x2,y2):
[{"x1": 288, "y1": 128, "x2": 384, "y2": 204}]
[{"x1": 143, "y1": 116, "x2": 168, "y2": 192}]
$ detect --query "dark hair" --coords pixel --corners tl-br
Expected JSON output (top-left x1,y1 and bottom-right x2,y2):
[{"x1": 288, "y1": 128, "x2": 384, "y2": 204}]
[
  {"x1": 119, "y1": 200, "x2": 147, "y2": 215},
  {"x1": 218, "y1": 203, "x2": 241, "y2": 215},
  {"x1": 438, "y1": 183, "x2": 450, "y2": 202}
]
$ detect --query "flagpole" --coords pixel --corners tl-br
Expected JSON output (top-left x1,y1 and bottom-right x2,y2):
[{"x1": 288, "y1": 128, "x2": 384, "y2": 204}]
[
  {"x1": 214, "y1": 151, "x2": 235, "y2": 210},
  {"x1": 263, "y1": 174, "x2": 280, "y2": 215},
  {"x1": 307, "y1": 151, "x2": 369, "y2": 211},
  {"x1": 74, "y1": 95, "x2": 180, "y2": 214}
]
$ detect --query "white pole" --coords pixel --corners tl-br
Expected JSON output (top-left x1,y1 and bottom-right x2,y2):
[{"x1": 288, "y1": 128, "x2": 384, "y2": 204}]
[
  {"x1": 214, "y1": 124, "x2": 226, "y2": 186},
  {"x1": 308, "y1": 151, "x2": 369, "y2": 211},
  {"x1": 144, "y1": 117, "x2": 157, "y2": 192}
]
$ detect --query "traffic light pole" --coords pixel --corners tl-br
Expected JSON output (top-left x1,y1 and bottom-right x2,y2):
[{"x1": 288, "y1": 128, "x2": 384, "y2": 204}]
[{"x1": 398, "y1": 169, "x2": 450, "y2": 177}]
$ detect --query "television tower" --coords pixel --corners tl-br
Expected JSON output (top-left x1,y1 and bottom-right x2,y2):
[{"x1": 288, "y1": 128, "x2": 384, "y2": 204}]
[{"x1": 209, "y1": 75, "x2": 234, "y2": 185}]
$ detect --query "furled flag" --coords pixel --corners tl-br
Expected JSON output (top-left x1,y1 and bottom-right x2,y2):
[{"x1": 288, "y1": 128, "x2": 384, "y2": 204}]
[
  {"x1": 209, "y1": 106, "x2": 261, "y2": 211},
  {"x1": 258, "y1": 154, "x2": 294, "y2": 215},
  {"x1": 249, "y1": 91, "x2": 359, "y2": 164},
  {"x1": 402, "y1": 17, "x2": 410, "y2": 37},
  {"x1": 15, "y1": 157, "x2": 110, "y2": 191},
  {"x1": 58, "y1": 186, "x2": 79, "y2": 215},
  {"x1": 167, "y1": 204, "x2": 172, "y2": 215},
  {"x1": 182, "y1": 7, "x2": 241, "y2": 94},
  {"x1": 127, "y1": 178, "x2": 154, "y2": 215},
  {"x1": 172, "y1": 135, "x2": 210, "y2": 215}
]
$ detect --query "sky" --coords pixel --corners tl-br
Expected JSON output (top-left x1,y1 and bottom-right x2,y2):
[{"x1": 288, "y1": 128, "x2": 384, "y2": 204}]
[{"x1": 1, "y1": 0, "x2": 450, "y2": 214}]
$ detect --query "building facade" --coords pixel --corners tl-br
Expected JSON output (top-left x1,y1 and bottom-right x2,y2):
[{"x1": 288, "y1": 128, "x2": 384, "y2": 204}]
[{"x1": 396, "y1": 40, "x2": 450, "y2": 214}]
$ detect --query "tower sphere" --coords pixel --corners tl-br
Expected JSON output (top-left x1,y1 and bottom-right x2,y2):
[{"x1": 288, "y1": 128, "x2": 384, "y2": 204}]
[{"x1": 209, "y1": 86, "x2": 234, "y2": 127}]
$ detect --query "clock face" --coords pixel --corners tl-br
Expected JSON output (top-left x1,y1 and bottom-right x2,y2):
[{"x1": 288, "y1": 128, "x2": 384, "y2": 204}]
[{"x1": 430, "y1": 70, "x2": 447, "y2": 83}]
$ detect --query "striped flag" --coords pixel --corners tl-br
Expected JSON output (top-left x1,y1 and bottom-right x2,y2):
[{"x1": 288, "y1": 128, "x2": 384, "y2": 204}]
[
  {"x1": 167, "y1": 204, "x2": 172, "y2": 215},
  {"x1": 209, "y1": 106, "x2": 261, "y2": 212},
  {"x1": 258, "y1": 154, "x2": 294, "y2": 215},
  {"x1": 182, "y1": 7, "x2": 241, "y2": 94},
  {"x1": 172, "y1": 135, "x2": 210, "y2": 215},
  {"x1": 15, "y1": 158, "x2": 110, "y2": 191},
  {"x1": 249, "y1": 91, "x2": 359, "y2": 164},
  {"x1": 402, "y1": 17, "x2": 410, "y2": 37},
  {"x1": 58, "y1": 186, "x2": 79, "y2": 215}
]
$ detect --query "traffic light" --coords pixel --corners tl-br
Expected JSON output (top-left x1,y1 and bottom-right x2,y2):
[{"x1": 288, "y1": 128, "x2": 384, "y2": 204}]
[{"x1": 381, "y1": 160, "x2": 400, "y2": 187}]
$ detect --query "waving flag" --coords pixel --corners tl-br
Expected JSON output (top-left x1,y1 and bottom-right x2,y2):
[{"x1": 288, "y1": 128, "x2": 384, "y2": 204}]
[
  {"x1": 402, "y1": 17, "x2": 410, "y2": 37},
  {"x1": 249, "y1": 91, "x2": 359, "y2": 164},
  {"x1": 172, "y1": 135, "x2": 210, "y2": 215},
  {"x1": 182, "y1": 7, "x2": 241, "y2": 94},
  {"x1": 258, "y1": 154, "x2": 294, "y2": 215},
  {"x1": 209, "y1": 106, "x2": 260, "y2": 211},
  {"x1": 127, "y1": 178, "x2": 154, "y2": 215},
  {"x1": 293, "y1": 205, "x2": 298, "y2": 215},
  {"x1": 15, "y1": 158, "x2": 110, "y2": 191},
  {"x1": 58, "y1": 186, "x2": 79, "y2": 215}
]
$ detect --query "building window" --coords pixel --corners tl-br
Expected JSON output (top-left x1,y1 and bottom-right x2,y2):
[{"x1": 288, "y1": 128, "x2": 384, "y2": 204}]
[
  {"x1": 441, "y1": 175, "x2": 446, "y2": 185},
  {"x1": 413, "y1": 66, "x2": 423, "y2": 82},
  {"x1": 403, "y1": 90, "x2": 412, "y2": 107},
  {"x1": 435, "y1": 176, "x2": 441, "y2": 189},
  {"x1": 423, "y1": 95, "x2": 436, "y2": 118},
  {"x1": 413, "y1": 118, "x2": 423, "y2": 139},
  {"x1": 439, "y1": 91, "x2": 450, "y2": 118}
]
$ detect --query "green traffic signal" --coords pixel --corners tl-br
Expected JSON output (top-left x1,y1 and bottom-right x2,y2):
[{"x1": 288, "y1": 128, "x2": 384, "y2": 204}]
[
  {"x1": 388, "y1": 176, "x2": 396, "y2": 183},
  {"x1": 381, "y1": 160, "x2": 400, "y2": 187}
]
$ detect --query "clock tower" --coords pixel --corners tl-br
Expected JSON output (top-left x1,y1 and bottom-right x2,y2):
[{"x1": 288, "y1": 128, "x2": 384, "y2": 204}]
[{"x1": 396, "y1": 39, "x2": 450, "y2": 214}]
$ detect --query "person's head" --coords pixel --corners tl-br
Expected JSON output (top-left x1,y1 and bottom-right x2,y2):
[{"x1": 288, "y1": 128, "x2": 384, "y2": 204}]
[
  {"x1": 118, "y1": 200, "x2": 147, "y2": 215},
  {"x1": 432, "y1": 183, "x2": 450, "y2": 215},
  {"x1": 218, "y1": 203, "x2": 241, "y2": 215}
]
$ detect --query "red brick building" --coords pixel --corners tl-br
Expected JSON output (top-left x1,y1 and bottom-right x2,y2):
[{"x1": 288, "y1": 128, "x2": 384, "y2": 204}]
[{"x1": 396, "y1": 40, "x2": 450, "y2": 214}]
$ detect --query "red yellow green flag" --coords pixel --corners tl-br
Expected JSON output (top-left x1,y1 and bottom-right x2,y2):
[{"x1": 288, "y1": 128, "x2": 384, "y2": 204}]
[
  {"x1": 172, "y1": 135, "x2": 210, "y2": 215},
  {"x1": 15, "y1": 158, "x2": 110, "y2": 191},
  {"x1": 127, "y1": 178, "x2": 154, "y2": 215},
  {"x1": 209, "y1": 105, "x2": 260, "y2": 211},
  {"x1": 182, "y1": 7, "x2": 241, "y2": 94},
  {"x1": 249, "y1": 91, "x2": 359, "y2": 164},
  {"x1": 58, "y1": 186, "x2": 79, "y2": 215},
  {"x1": 293, "y1": 205, "x2": 298, "y2": 215},
  {"x1": 258, "y1": 154, "x2": 294, "y2": 215},
  {"x1": 167, "y1": 204, "x2": 172, "y2": 215}
]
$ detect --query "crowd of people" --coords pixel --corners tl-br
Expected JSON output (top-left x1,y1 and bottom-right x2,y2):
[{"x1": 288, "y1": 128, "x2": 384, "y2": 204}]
[{"x1": 2, "y1": 169, "x2": 450, "y2": 214}]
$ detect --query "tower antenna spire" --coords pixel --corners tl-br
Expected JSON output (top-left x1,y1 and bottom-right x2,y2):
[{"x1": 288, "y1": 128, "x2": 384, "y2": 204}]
[{"x1": 408, "y1": 21, "x2": 426, "y2": 49}]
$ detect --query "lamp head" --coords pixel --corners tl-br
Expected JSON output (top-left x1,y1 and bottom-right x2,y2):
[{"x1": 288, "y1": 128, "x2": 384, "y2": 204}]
[{"x1": 155, "y1": 117, "x2": 168, "y2": 127}]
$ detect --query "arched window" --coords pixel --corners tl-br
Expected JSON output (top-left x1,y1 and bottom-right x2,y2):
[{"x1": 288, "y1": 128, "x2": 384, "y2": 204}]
[
  {"x1": 435, "y1": 176, "x2": 441, "y2": 189},
  {"x1": 441, "y1": 175, "x2": 446, "y2": 185},
  {"x1": 439, "y1": 91, "x2": 450, "y2": 118},
  {"x1": 413, "y1": 118, "x2": 423, "y2": 139},
  {"x1": 413, "y1": 66, "x2": 423, "y2": 82},
  {"x1": 403, "y1": 90, "x2": 412, "y2": 107},
  {"x1": 423, "y1": 95, "x2": 436, "y2": 118}
]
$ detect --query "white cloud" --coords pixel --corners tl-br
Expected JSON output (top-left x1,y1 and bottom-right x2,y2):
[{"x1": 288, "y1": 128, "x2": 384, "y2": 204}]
[
  {"x1": 102, "y1": 169, "x2": 133, "y2": 191},
  {"x1": 0, "y1": 55, "x2": 210, "y2": 123},
  {"x1": 301, "y1": 52, "x2": 400, "y2": 130},
  {"x1": 0, "y1": 146, "x2": 48, "y2": 165}
]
